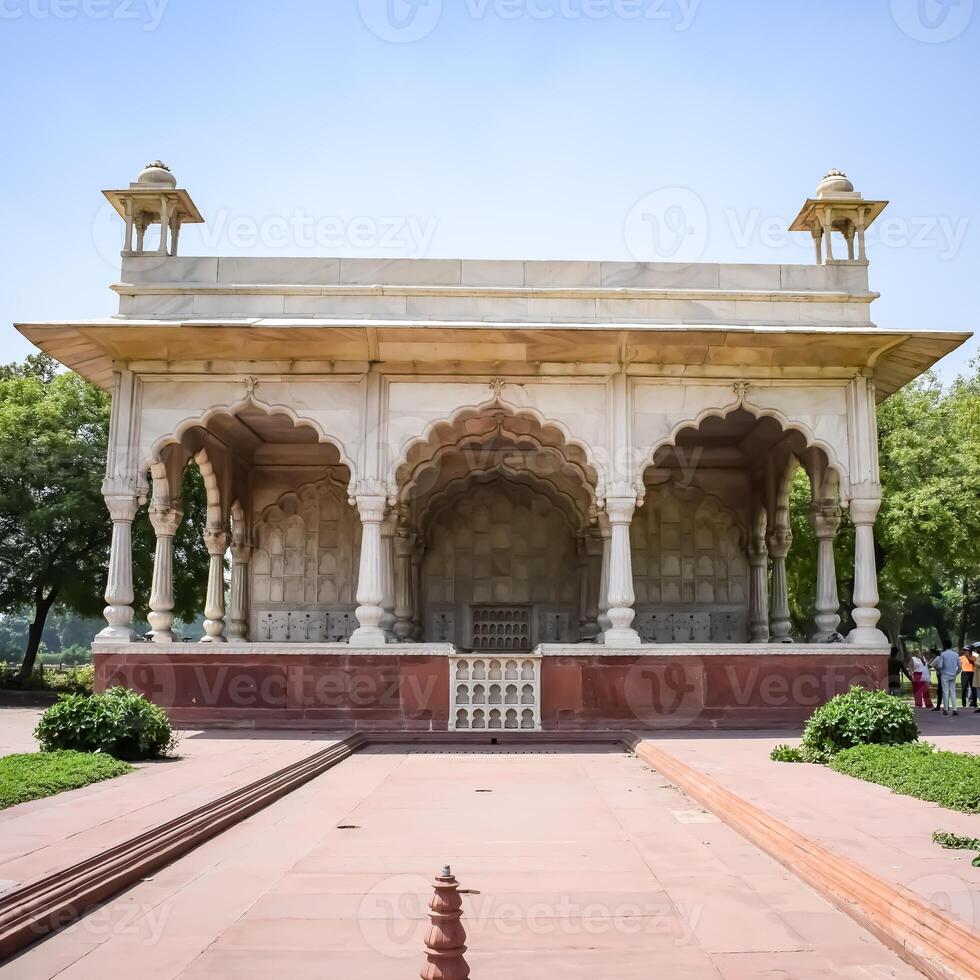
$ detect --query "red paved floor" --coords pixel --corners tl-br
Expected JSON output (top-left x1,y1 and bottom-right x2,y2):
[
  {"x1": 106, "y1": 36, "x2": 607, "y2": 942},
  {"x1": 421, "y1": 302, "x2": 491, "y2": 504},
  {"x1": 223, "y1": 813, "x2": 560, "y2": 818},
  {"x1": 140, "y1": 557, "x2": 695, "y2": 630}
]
[
  {"x1": 642, "y1": 711, "x2": 980, "y2": 938},
  {"x1": 0, "y1": 711, "x2": 345, "y2": 895},
  {"x1": 6, "y1": 745, "x2": 922, "y2": 979}
]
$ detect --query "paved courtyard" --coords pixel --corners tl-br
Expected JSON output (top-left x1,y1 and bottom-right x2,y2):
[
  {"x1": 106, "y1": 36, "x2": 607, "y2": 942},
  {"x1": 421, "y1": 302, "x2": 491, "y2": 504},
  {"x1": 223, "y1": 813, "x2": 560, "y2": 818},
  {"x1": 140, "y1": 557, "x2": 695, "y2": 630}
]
[{"x1": 6, "y1": 744, "x2": 922, "y2": 979}]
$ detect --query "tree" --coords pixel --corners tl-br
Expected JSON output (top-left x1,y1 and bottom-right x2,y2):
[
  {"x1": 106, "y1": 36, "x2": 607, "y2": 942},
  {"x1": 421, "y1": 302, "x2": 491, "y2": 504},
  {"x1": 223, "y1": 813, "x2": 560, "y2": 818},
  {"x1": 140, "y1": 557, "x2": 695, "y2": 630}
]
[
  {"x1": 876, "y1": 364, "x2": 980, "y2": 647},
  {"x1": 0, "y1": 355, "x2": 210, "y2": 679},
  {"x1": 786, "y1": 360, "x2": 980, "y2": 647}
]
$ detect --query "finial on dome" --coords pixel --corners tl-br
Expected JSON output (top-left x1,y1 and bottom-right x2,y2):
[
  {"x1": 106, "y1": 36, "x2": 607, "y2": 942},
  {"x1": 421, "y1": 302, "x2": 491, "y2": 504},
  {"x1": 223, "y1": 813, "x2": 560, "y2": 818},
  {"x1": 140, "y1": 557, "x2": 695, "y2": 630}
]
[
  {"x1": 816, "y1": 169, "x2": 855, "y2": 198},
  {"x1": 135, "y1": 160, "x2": 177, "y2": 188}
]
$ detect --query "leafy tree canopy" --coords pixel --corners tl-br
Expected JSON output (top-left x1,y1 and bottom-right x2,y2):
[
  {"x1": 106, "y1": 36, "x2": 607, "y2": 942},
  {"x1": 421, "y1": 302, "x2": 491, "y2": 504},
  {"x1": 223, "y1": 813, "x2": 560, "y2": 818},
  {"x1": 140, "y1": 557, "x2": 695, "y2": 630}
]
[{"x1": 0, "y1": 355, "x2": 210, "y2": 677}]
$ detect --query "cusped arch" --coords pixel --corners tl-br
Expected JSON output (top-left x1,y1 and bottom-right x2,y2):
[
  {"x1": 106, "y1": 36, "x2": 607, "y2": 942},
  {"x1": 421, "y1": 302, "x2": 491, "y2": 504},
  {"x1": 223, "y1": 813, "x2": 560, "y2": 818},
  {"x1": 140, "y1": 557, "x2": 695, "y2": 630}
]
[
  {"x1": 390, "y1": 398, "x2": 605, "y2": 494},
  {"x1": 401, "y1": 430, "x2": 597, "y2": 515},
  {"x1": 634, "y1": 401, "x2": 850, "y2": 500},
  {"x1": 145, "y1": 395, "x2": 357, "y2": 481},
  {"x1": 417, "y1": 469, "x2": 585, "y2": 541}
]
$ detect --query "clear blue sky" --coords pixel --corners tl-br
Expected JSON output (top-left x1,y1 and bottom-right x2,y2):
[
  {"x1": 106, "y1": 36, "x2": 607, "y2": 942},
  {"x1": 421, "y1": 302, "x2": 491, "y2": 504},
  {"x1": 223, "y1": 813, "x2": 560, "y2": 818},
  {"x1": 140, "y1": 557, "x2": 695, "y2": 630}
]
[{"x1": 1, "y1": 0, "x2": 977, "y2": 377}]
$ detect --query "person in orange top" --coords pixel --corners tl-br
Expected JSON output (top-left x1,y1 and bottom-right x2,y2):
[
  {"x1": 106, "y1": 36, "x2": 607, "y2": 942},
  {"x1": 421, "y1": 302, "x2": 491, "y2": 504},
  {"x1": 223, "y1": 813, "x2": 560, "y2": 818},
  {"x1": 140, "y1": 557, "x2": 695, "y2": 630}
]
[{"x1": 960, "y1": 647, "x2": 977, "y2": 709}]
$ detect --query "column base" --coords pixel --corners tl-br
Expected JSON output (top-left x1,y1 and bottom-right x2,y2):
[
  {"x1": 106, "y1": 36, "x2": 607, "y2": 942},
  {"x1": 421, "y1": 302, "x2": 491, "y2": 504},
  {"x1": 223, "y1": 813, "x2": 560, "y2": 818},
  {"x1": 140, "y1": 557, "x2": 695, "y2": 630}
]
[
  {"x1": 200, "y1": 634, "x2": 228, "y2": 644},
  {"x1": 96, "y1": 625, "x2": 141, "y2": 643},
  {"x1": 148, "y1": 630, "x2": 177, "y2": 644},
  {"x1": 846, "y1": 627, "x2": 889, "y2": 646},
  {"x1": 602, "y1": 627, "x2": 642, "y2": 648},
  {"x1": 349, "y1": 626, "x2": 389, "y2": 647}
]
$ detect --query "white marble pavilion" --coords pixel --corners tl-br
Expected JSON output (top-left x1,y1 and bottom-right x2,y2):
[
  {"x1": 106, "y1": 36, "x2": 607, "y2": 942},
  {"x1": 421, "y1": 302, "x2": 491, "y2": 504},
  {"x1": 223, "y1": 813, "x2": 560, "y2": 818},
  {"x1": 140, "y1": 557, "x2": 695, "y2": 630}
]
[{"x1": 14, "y1": 164, "x2": 971, "y2": 729}]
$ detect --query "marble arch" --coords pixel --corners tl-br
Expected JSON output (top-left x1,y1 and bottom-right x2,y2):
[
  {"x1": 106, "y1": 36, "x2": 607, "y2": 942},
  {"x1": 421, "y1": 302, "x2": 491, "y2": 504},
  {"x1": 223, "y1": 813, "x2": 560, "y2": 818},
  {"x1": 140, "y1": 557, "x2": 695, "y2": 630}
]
[
  {"x1": 634, "y1": 397, "x2": 850, "y2": 502},
  {"x1": 146, "y1": 395, "x2": 357, "y2": 485},
  {"x1": 390, "y1": 399, "x2": 603, "y2": 499}
]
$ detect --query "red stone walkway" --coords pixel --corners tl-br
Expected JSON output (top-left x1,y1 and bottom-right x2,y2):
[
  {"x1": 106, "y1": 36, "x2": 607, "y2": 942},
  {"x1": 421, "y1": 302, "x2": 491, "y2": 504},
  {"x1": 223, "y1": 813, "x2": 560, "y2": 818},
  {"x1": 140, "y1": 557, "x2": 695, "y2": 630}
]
[
  {"x1": 6, "y1": 745, "x2": 921, "y2": 979},
  {"x1": 0, "y1": 710, "x2": 345, "y2": 896},
  {"x1": 640, "y1": 710, "x2": 980, "y2": 939}
]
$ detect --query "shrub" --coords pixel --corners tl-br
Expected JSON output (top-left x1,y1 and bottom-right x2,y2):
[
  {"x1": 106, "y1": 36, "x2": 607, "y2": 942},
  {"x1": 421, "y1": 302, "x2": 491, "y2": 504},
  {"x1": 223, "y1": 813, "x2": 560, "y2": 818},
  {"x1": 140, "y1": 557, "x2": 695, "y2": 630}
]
[
  {"x1": 830, "y1": 742, "x2": 980, "y2": 813},
  {"x1": 801, "y1": 686, "x2": 918, "y2": 763},
  {"x1": 0, "y1": 750, "x2": 132, "y2": 809},
  {"x1": 0, "y1": 663, "x2": 94, "y2": 695},
  {"x1": 770, "y1": 744, "x2": 805, "y2": 763},
  {"x1": 35, "y1": 687, "x2": 173, "y2": 760}
]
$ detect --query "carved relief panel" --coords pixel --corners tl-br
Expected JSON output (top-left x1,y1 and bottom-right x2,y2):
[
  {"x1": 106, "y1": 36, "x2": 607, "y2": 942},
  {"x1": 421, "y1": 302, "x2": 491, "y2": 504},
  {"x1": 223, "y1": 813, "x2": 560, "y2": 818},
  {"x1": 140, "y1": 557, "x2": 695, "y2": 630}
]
[{"x1": 250, "y1": 476, "x2": 361, "y2": 640}]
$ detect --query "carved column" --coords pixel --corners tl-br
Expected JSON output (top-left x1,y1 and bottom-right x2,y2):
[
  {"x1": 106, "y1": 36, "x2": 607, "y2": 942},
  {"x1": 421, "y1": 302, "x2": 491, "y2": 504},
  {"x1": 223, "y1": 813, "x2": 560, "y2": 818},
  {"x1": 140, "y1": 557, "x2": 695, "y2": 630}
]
[
  {"x1": 848, "y1": 496, "x2": 888, "y2": 645},
  {"x1": 748, "y1": 506, "x2": 770, "y2": 643},
  {"x1": 350, "y1": 494, "x2": 388, "y2": 646},
  {"x1": 578, "y1": 531, "x2": 601, "y2": 641},
  {"x1": 97, "y1": 493, "x2": 142, "y2": 643},
  {"x1": 767, "y1": 525, "x2": 793, "y2": 642},
  {"x1": 602, "y1": 494, "x2": 641, "y2": 648},
  {"x1": 380, "y1": 515, "x2": 397, "y2": 641},
  {"x1": 227, "y1": 535, "x2": 251, "y2": 643},
  {"x1": 810, "y1": 502, "x2": 842, "y2": 641},
  {"x1": 411, "y1": 542, "x2": 425, "y2": 641},
  {"x1": 147, "y1": 506, "x2": 182, "y2": 643},
  {"x1": 393, "y1": 528, "x2": 415, "y2": 642},
  {"x1": 201, "y1": 527, "x2": 230, "y2": 643},
  {"x1": 595, "y1": 517, "x2": 611, "y2": 643}
]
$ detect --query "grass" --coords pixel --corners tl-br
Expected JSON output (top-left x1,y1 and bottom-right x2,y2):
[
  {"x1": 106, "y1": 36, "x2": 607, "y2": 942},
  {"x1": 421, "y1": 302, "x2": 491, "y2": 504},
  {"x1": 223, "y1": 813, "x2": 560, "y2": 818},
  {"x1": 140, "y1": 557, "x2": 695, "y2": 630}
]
[
  {"x1": 829, "y1": 742, "x2": 980, "y2": 814},
  {"x1": 0, "y1": 750, "x2": 133, "y2": 810}
]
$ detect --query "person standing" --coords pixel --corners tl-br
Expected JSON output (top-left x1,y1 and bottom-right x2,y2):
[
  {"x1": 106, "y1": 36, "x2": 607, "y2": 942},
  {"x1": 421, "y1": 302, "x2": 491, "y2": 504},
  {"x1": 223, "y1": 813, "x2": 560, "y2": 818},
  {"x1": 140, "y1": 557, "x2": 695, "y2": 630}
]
[
  {"x1": 910, "y1": 650, "x2": 932, "y2": 708},
  {"x1": 972, "y1": 643, "x2": 980, "y2": 712},
  {"x1": 928, "y1": 647, "x2": 943, "y2": 712},
  {"x1": 961, "y1": 646, "x2": 977, "y2": 709},
  {"x1": 932, "y1": 646, "x2": 962, "y2": 717}
]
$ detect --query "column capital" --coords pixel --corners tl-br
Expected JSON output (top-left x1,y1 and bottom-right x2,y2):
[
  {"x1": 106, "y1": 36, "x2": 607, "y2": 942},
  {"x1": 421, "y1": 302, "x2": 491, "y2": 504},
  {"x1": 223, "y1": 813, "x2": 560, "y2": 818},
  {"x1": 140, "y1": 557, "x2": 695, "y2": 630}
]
[
  {"x1": 149, "y1": 506, "x2": 182, "y2": 537},
  {"x1": 103, "y1": 493, "x2": 141, "y2": 523},
  {"x1": 230, "y1": 543, "x2": 252, "y2": 563},
  {"x1": 848, "y1": 496, "x2": 880, "y2": 525},
  {"x1": 766, "y1": 527, "x2": 793, "y2": 560},
  {"x1": 353, "y1": 494, "x2": 388, "y2": 524},
  {"x1": 350, "y1": 478, "x2": 392, "y2": 502},
  {"x1": 809, "y1": 502, "x2": 842, "y2": 539},
  {"x1": 203, "y1": 527, "x2": 230, "y2": 556},
  {"x1": 604, "y1": 495, "x2": 637, "y2": 525}
]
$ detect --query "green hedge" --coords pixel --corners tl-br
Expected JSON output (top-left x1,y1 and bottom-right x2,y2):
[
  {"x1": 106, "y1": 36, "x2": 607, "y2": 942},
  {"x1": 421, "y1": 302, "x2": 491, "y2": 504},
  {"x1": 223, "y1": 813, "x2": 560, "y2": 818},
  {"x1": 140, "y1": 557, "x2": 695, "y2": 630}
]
[
  {"x1": 35, "y1": 687, "x2": 173, "y2": 760},
  {"x1": 800, "y1": 686, "x2": 918, "y2": 763},
  {"x1": 0, "y1": 750, "x2": 133, "y2": 809},
  {"x1": 830, "y1": 742, "x2": 980, "y2": 814}
]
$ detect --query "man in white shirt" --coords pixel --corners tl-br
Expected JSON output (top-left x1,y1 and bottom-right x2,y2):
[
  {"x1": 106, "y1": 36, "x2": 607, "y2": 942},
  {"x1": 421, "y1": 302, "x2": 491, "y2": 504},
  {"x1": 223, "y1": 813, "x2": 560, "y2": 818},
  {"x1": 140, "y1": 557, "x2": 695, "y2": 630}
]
[{"x1": 930, "y1": 647, "x2": 962, "y2": 717}]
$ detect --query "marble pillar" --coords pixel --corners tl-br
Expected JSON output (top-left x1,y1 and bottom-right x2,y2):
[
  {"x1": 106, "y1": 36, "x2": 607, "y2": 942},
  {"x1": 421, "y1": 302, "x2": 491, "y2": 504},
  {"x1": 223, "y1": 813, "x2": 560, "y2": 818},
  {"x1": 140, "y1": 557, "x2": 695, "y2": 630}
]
[
  {"x1": 748, "y1": 507, "x2": 770, "y2": 643},
  {"x1": 767, "y1": 525, "x2": 793, "y2": 643},
  {"x1": 350, "y1": 494, "x2": 388, "y2": 646},
  {"x1": 393, "y1": 529, "x2": 415, "y2": 641},
  {"x1": 227, "y1": 542, "x2": 251, "y2": 642},
  {"x1": 810, "y1": 503, "x2": 842, "y2": 641},
  {"x1": 96, "y1": 493, "x2": 141, "y2": 643},
  {"x1": 380, "y1": 516, "x2": 397, "y2": 641},
  {"x1": 147, "y1": 506, "x2": 182, "y2": 643},
  {"x1": 595, "y1": 519, "x2": 611, "y2": 643},
  {"x1": 848, "y1": 497, "x2": 888, "y2": 645},
  {"x1": 201, "y1": 527, "x2": 230, "y2": 642},
  {"x1": 602, "y1": 495, "x2": 641, "y2": 648}
]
